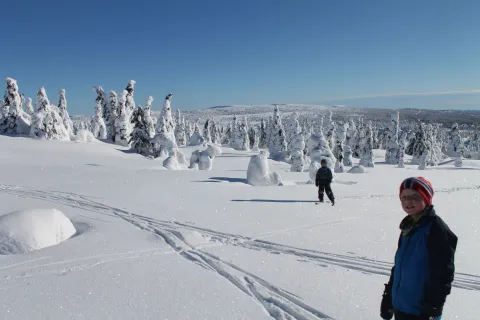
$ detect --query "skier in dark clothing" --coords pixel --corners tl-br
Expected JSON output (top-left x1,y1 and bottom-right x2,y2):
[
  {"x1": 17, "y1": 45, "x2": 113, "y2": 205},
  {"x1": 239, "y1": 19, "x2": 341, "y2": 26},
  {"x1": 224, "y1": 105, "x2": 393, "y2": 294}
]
[
  {"x1": 315, "y1": 159, "x2": 335, "y2": 205},
  {"x1": 380, "y1": 177, "x2": 457, "y2": 320}
]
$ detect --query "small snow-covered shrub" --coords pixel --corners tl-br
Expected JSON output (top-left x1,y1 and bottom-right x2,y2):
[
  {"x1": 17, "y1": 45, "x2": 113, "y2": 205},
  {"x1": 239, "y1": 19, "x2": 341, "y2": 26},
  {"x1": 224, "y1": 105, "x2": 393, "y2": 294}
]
[
  {"x1": 72, "y1": 129, "x2": 97, "y2": 143},
  {"x1": 348, "y1": 165, "x2": 365, "y2": 174},
  {"x1": 188, "y1": 144, "x2": 221, "y2": 170},
  {"x1": 0, "y1": 209, "x2": 76, "y2": 255},
  {"x1": 246, "y1": 151, "x2": 283, "y2": 186}
]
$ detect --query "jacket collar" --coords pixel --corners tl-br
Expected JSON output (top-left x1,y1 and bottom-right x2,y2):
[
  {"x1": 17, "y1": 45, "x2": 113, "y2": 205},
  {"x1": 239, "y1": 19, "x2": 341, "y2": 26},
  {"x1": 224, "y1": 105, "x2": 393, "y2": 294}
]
[{"x1": 399, "y1": 205, "x2": 436, "y2": 232}]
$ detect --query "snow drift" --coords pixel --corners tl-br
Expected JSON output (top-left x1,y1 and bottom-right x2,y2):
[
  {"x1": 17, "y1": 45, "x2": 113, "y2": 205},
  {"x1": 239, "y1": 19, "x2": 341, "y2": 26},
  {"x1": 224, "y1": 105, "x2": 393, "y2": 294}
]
[
  {"x1": 0, "y1": 209, "x2": 76, "y2": 255},
  {"x1": 348, "y1": 165, "x2": 366, "y2": 174},
  {"x1": 246, "y1": 151, "x2": 283, "y2": 186}
]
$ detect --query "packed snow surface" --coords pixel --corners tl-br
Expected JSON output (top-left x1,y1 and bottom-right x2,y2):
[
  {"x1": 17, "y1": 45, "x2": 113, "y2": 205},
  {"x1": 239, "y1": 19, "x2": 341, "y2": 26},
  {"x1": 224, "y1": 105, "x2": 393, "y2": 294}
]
[
  {"x1": 72, "y1": 129, "x2": 97, "y2": 143},
  {"x1": 0, "y1": 208, "x2": 76, "y2": 255},
  {"x1": 0, "y1": 136, "x2": 479, "y2": 320}
]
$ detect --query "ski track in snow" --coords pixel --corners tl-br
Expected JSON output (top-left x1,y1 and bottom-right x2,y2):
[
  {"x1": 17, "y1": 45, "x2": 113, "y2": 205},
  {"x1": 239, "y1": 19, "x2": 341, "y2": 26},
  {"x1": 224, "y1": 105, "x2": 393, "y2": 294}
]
[{"x1": 1, "y1": 183, "x2": 480, "y2": 318}]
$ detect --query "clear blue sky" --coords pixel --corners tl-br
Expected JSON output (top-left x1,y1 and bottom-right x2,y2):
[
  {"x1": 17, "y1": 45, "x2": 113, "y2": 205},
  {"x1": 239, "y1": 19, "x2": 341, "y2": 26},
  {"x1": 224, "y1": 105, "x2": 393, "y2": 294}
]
[{"x1": 2, "y1": 0, "x2": 480, "y2": 115}]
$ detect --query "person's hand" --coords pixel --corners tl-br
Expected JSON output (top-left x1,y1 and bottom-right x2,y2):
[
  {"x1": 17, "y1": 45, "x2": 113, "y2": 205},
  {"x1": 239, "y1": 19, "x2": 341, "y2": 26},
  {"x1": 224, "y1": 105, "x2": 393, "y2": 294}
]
[{"x1": 380, "y1": 284, "x2": 393, "y2": 320}]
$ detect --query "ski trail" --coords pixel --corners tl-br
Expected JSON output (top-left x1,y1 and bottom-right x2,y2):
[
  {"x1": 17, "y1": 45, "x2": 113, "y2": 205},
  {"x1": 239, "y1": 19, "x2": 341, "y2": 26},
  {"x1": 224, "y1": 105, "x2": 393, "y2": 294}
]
[{"x1": 1, "y1": 184, "x2": 480, "y2": 302}]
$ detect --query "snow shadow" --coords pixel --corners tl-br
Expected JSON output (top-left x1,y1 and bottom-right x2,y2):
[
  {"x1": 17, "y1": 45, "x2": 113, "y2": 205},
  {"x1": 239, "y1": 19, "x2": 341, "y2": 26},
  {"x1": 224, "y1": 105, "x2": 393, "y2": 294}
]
[
  {"x1": 71, "y1": 221, "x2": 93, "y2": 238},
  {"x1": 196, "y1": 177, "x2": 248, "y2": 184},
  {"x1": 231, "y1": 199, "x2": 317, "y2": 203}
]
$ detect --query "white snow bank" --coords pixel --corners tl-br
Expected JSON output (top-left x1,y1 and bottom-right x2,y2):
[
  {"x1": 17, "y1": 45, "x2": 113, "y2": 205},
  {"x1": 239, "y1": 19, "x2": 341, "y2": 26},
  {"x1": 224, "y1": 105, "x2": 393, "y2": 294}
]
[
  {"x1": 0, "y1": 209, "x2": 76, "y2": 255},
  {"x1": 189, "y1": 144, "x2": 222, "y2": 170},
  {"x1": 177, "y1": 230, "x2": 211, "y2": 248},
  {"x1": 348, "y1": 165, "x2": 365, "y2": 174},
  {"x1": 72, "y1": 129, "x2": 97, "y2": 143},
  {"x1": 246, "y1": 151, "x2": 283, "y2": 186}
]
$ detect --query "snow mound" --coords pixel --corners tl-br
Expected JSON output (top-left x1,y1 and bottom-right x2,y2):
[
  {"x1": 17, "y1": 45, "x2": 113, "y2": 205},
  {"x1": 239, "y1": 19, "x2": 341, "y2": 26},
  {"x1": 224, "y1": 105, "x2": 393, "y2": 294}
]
[
  {"x1": 177, "y1": 230, "x2": 211, "y2": 248},
  {"x1": 72, "y1": 129, "x2": 97, "y2": 143},
  {"x1": 348, "y1": 165, "x2": 365, "y2": 174},
  {"x1": 0, "y1": 209, "x2": 76, "y2": 255},
  {"x1": 246, "y1": 151, "x2": 283, "y2": 186}
]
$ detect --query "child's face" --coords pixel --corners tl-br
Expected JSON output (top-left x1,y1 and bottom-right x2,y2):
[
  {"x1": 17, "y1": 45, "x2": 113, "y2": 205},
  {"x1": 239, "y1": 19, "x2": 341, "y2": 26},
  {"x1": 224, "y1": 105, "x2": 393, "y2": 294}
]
[{"x1": 400, "y1": 189, "x2": 427, "y2": 216}]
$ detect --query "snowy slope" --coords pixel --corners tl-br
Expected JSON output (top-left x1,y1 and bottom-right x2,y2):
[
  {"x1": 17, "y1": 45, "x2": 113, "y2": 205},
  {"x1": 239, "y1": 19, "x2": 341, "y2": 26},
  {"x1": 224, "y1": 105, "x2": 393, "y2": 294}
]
[{"x1": 0, "y1": 136, "x2": 479, "y2": 320}]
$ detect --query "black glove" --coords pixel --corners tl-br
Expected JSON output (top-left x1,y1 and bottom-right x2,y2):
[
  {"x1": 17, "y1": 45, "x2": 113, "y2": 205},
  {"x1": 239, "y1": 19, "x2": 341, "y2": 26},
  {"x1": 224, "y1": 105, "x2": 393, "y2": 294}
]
[
  {"x1": 380, "y1": 284, "x2": 393, "y2": 320},
  {"x1": 423, "y1": 305, "x2": 443, "y2": 318}
]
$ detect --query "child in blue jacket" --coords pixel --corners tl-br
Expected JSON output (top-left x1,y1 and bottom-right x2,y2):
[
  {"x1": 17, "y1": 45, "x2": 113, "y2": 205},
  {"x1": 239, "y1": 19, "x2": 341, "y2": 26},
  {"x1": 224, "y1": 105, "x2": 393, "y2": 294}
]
[{"x1": 380, "y1": 177, "x2": 458, "y2": 320}]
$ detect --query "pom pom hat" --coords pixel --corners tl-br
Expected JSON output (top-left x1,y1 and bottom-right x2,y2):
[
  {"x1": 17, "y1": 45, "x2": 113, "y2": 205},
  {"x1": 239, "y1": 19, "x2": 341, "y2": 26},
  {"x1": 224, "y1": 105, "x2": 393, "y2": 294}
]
[{"x1": 399, "y1": 177, "x2": 434, "y2": 206}]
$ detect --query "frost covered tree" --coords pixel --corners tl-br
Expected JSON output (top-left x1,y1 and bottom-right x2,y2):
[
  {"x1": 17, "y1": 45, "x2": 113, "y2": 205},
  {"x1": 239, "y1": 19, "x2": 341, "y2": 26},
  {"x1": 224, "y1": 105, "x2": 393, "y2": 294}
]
[
  {"x1": 258, "y1": 118, "x2": 268, "y2": 149},
  {"x1": 0, "y1": 77, "x2": 31, "y2": 134},
  {"x1": 290, "y1": 132, "x2": 306, "y2": 172},
  {"x1": 385, "y1": 111, "x2": 400, "y2": 164},
  {"x1": 159, "y1": 93, "x2": 175, "y2": 141},
  {"x1": 248, "y1": 126, "x2": 257, "y2": 150},
  {"x1": 445, "y1": 123, "x2": 463, "y2": 167},
  {"x1": 143, "y1": 96, "x2": 156, "y2": 138},
  {"x1": 229, "y1": 115, "x2": 238, "y2": 148},
  {"x1": 203, "y1": 119, "x2": 212, "y2": 144},
  {"x1": 412, "y1": 123, "x2": 429, "y2": 170},
  {"x1": 108, "y1": 90, "x2": 118, "y2": 141},
  {"x1": 333, "y1": 122, "x2": 347, "y2": 172},
  {"x1": 286, "y1": 112, "x2": 302, "y2": 148},
  {"x1": 189, "y1": 121, "x2": 205, "y2": 146},
  {"x1": 25, "y1": 97, "x2": 34, "y2": 116},
  {"x1": 268, "y1": 106, "x2": 288, "y2": 160},
  {"x1": 209, "y1": 118, "x2": 221, "y2": 144},
  {"x1": 129, "y1": 106, "x2": 153, "y2": 156},
  {"x1": 307, "y1": 129, "x2": 336, "y2": 170},
  {"x1": 125, "y1": 80, "x2": 136, "y2": 119},
  {"x1": 345, "y1": 118, "x2": 357, "y2": 149},
  {"x1": 57, "y1": 89, "x2": 73, "y2": 136},
  {"x1": 359, "y1": 121, "x2": 375, "y2": 168},
  {"x1": 353, "y1": 123, "x2": 365, "y2": 159},
  {"x1": 93, "y1": 86, "x2": 111, "y2": 140},
  {"x1": 174, "y1": 110, "x2": 187, "y2": 146},
  {"x1": 397, "y1": 130, "x2": 407, "y2": 168},
  {"x1": 114, "y1": 90, "x2": 132, "y2": 146},
  {"x1": 234, "y1": 121, "x2": 249, "y2": 151},
  {"x1": 90, "y1": 98, "x2": 107, "y2": 140},
  {"x1": 325, "y1": 111, "x2": 336, "y2": 150},
  {"x1": 30, "y1": 87, "x2": 68, "y2": 140}
]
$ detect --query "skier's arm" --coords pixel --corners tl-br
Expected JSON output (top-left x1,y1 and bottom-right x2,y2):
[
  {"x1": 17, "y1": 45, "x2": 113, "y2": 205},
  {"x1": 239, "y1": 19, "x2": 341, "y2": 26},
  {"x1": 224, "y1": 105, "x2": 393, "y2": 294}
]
[
  {"x1": 315, "y1": 169, "x2": 320, "y2": 187},
  {"x1": 426, "y1": 217, "x2": 458, "y2": 309},
  {"x1": 328, "y1": 168, "x2": 333, "y2": 183}
]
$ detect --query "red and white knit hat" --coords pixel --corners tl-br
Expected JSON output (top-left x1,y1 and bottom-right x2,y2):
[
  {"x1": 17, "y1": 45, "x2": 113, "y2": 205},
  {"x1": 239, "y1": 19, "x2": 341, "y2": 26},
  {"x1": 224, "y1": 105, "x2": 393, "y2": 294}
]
[{"x1": 399, "y1": 177, "x2": 434, "y2": 206}]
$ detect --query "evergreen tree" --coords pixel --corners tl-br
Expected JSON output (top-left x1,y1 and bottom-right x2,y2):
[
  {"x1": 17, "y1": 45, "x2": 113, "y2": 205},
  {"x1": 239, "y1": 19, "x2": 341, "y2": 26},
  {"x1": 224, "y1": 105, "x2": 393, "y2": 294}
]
[
  {"x1": 91, "y1": 99, "x2": 107, "y2": 139},
  {"x1": 258, "y1": 118, "x2": 268, "y2": 149},
  {"x1": 57, "y1": 89, "x2": 73, "y2": 136},
  {"x1": 290, "y1": 132, "x2": 305, "y2": 172},
  {"x1": 203, "y1": 119, "x2": 212, "y2": 144},
  {"x1": 129, "y1": 106, "x2": 153, "y2": 156},
  {"x1": 93, "y1": 86, "x2": 112, "y2": 141},
  {"x1": 0, "y1": 77, "x2": 31, "y2": 134},
  {"x1": 385, "y1": 111, "x2": 400, "y2": 164},
  {"x1": 158, "y1": 93, "x2": 175, "y2": 141},
  {"x1": 397, "y1": 130, "x2": 407, "y2": 168},
  {"x1": 359, "y1": 121, "x2": 375, "y2": 167},
  {"x1": 108, "y1": 90, "x2": 118, "y2": 142},
  {"x1": 325, "y1": 111, "x2": 335, "y2": 150},
  {"x1": 114, "y1": 90, "x2": 131, "y2": 146},
  {"x1": 413, "y1": 123, "x2": 429, "y2": 170},
  {"x1": 30, "y1": 87, "x2": 68, "y2": 140},
  {"x1": 143, "y1": 96, "x2": 155, "y2": 138},
  {"x1": 174, "y1": 109, "x2": 187, "y2": 146},
  {"x1": 25, "y1": 97, "x2": 34, "y2": 116},
  {"x1": 125, "y1": 80, "x2": 136, "y2": 120}
]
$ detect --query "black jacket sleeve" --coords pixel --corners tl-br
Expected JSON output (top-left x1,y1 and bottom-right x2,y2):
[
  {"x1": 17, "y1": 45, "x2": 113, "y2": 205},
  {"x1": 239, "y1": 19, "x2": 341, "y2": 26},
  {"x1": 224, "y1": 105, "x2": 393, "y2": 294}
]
[
  {"x1": 327, "y1": 168, "x2": 333, "y2": 183},
  {"x1": 426, "y1": 216, "x2": 458, "y2": 308},
  {"x1": 315, "y1": 169, "x2": 320, "y2": 187}
]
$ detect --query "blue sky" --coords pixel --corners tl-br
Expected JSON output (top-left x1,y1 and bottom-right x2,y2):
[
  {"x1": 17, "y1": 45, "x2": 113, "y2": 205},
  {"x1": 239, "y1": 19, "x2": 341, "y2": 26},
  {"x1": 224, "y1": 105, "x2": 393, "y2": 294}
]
[{"x1": 2, "y1": 0, "x2": 480, "y2": 115}]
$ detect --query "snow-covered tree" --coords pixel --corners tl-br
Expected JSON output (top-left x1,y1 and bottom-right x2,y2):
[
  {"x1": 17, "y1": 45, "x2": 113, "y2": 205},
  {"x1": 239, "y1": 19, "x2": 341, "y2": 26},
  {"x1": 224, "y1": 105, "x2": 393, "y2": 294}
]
[
  {"x1": 189, "y1": 120, "x2": 205, "y2": 146},
  {"x1": 30, "y1": 87, "x2": 68, "y2": 140},
  {"x1": 445, "y1": 123, "x2": 463, "y2": 168},
  {"x1": 290, "y1": 132, "x2": 305, "y2": 172},
  {"x1": 412, "y1": 123, "x2": 429, "y2": 170},
  {"x1": 57, "y1": 89, "x2": 73, "y2": 136},
  {"x1": 385, "y1": 111, "x2": 400, "y2": 164},
  {"x1": 0, "y1": 77, "x2": 31, "y2": 134},
  {"x1": 286, "y1": 112, "x2": 302, "y2": 148},
  {"x1": 397, "y1": 130, "x2": 407, "y2": 168},
  {"x1": 229, "y1": 115, "x2": 238, "y2": 148},
  {"x1": 203, "y1": 119, "x2": 212, "y2": 144},
  {"x1": 234, "y1": 121, "x2": 249, "y2": 151},
  {"x1": 268, "y1": 106, "x2": 287, "y2": 160},
  {"x1": 108, "y1": 90, "x2": 118, "y2": 142},
  {"x1": 159, "y1": 93, "x2": 175, "y2": 141},
  {"x1": 114, "y1": 90, "x2": 131, "y2": 146},
  {"x1": 174, "y1": 110, "x2": 187, "y2": 146},
  {"x1": 248, "y1": 126, "x2": 257, "y2": 150},
  {"x1": 92, "y1": 86, "x2": 110, "y2": 138},
  {"x1": 25, "y1": 98, "x2": 34, "y2": 116},
  {"x1": 345, "y1": 118, "x2": 357, "y2": 148},
  {"x1": 129, "y1": 106, "x2": 153, "y2": 156},
  {"x1": 325, "y1": 111, "x2": 335, "y2": 150},
  {"x1": 90, "y1": 98, "x2": 107, "y2": 140},
  {"x1": 307, "y1": 130, "x2": 336, "y2": 170},
  {"x1": 258, "y1": 118, "x2": 268, "y2": 149},
  {"x1": 359, "y1": 121, "x2": 375, "y2": 168},
  {"x1": 143, "y1": 96, "x2": 155, "y2": 138},
  {"x1": 209, "y1": 118, "x2": 221, "y2": 144},
  {"x1": 125, "y1": 80, "x2": 136, "y2": 119}
]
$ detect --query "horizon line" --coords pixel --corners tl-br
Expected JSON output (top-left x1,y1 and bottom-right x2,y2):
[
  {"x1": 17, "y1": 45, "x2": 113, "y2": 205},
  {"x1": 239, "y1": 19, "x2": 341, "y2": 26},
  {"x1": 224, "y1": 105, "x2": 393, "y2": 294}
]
[{"x1": 318, "y1": 89, "x2": 480, "y2": 102}]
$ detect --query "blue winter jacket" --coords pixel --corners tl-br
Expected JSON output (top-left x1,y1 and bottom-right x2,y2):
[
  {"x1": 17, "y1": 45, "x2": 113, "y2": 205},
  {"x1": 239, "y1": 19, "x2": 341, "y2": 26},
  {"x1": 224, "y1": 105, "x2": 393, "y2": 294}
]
[{"x1": 387, "y1": 206, "x2": 457, "y2": 316}]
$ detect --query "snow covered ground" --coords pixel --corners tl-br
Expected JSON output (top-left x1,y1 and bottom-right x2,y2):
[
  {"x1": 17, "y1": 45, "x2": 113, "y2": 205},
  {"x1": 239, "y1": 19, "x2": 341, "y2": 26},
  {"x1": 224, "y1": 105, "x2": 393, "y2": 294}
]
[{"x1": 0, "y1": 135, "x2": 479, "y2": 320}]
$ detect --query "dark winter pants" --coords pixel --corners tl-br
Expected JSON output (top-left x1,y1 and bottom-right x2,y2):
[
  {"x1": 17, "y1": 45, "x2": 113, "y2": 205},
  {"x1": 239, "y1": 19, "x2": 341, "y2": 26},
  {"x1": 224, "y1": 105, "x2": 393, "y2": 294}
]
[
  {"x1": 318, "y1": 183, "x2": 334, "y2": 203},
  {"x1": 394, "y1": 310, "x2": 442, "y2": 320}
]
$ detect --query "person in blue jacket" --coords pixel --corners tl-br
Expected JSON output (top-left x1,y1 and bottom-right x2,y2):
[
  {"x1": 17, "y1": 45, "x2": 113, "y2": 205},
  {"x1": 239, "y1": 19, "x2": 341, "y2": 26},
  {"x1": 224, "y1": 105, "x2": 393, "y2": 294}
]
[{"x1": 380, "y1": 177, "x2": 458, "y2": 320}]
